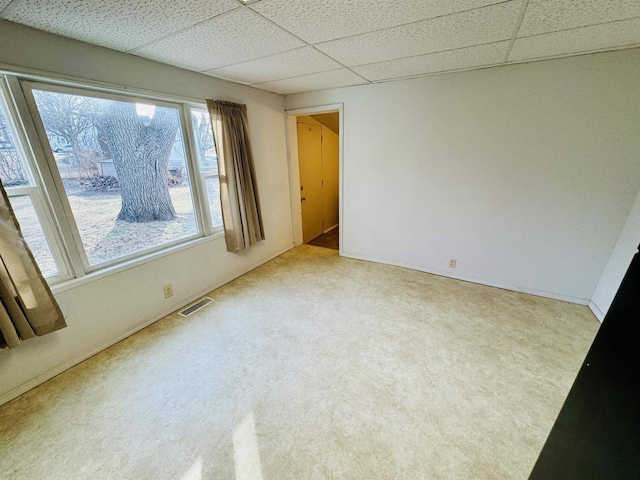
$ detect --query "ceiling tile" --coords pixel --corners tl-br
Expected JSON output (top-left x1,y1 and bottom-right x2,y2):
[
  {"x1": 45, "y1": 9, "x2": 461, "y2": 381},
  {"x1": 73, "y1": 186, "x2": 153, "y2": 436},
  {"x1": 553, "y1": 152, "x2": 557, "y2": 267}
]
[
  {"x1": 0, "y1": 0, "x2": 12, "y2": 12},
  {"x1": 353, "y1": 41, "x2": 510, "y2": 81},
  {"x1": 1, "y1": 0, "x2": 239, "y2": 52},
  {"x1": 510, "y1": 17, "x2": 640, "y2": 62},
  {"x1": 518, "y1": 0, "x2": 640, "y2": 37},
  {"x1": 131, "y1": 8, "x2": 305, "y2": 72},
  {"x1": 205, "y1": 47, "x2": 342, "y2": 84},
  {"x1": 253, "y1": 69, "x2": 368, "y2": 95},
  {"x1": 315, "y1": 1, "x2": 521, "y2": 66},
  {"x1": 251, "y1": 0, "x2": 508, "y2": 44}
]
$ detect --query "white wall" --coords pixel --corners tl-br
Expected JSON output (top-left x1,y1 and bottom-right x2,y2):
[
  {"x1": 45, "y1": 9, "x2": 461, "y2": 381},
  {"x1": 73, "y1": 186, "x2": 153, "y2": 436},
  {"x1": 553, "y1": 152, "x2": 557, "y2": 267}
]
[
  {"x1": 590, "y1": 190, "x2": 640, "y2": 320},
  {"x1": 287, "y1": 49, "x2": 640, "y2": 304},
  {"x1": 0, "y1": 21, "x2": 293, "y2": 403}
]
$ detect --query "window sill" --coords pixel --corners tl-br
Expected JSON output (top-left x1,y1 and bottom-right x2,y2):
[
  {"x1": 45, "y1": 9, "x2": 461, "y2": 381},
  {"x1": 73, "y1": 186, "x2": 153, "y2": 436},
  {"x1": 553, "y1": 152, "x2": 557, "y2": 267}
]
[{"x1": 50, "y1": 230, "x2": 225, "y2": 295}]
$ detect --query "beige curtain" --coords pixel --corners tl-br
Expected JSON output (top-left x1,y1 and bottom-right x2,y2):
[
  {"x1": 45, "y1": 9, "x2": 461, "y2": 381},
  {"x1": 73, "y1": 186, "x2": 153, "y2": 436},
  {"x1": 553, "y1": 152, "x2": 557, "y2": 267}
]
[
  {"x1": 207, "y1": 100, "x2": 264, "y2": 251},
  {"x1": 0, "y1": 181, "x2": 66, "y2": 349}
]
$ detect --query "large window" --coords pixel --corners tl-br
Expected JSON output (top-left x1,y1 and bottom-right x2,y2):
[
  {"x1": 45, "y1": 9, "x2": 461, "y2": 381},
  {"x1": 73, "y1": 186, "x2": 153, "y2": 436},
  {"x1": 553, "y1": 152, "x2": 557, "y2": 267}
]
[
  {"x1": 28, "y1": 86, "x2": 201, "y2": 268},
  {"x1": 0, "y1": 74, "x2": 223, "y2": 283}
]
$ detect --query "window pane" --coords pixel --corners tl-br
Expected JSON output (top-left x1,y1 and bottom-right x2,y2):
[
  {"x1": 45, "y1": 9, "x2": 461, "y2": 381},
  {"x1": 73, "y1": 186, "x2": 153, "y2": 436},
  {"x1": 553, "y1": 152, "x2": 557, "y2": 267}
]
[
  {"x1": 190, "y1": 109, "x2": 222, "y2": 228},
  {"x1": 205, "y1": 176, "x2": 223, "y2": 227},
  {"x1": 0, "y1": 101, "x2": 28, "y2": 187},
  {"x1": 9, "y1": 195, "x2": 58, "y2": 278},
  {"x1": 32, "y1": 89, "x2": 199, "y2": 266}
]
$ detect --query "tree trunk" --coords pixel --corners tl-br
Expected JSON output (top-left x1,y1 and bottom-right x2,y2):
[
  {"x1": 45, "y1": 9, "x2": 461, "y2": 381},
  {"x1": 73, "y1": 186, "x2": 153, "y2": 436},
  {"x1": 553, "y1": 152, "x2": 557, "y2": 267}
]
[{"x1": 98, "y1": 102, "x2": 178, "y2": 222}]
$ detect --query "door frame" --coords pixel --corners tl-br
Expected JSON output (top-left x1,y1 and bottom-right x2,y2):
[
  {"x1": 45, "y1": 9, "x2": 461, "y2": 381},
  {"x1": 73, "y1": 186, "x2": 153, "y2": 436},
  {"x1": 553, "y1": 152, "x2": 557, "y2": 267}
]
[{"x1": 285, "y1": 103, "x2": 344, "y2": 254}]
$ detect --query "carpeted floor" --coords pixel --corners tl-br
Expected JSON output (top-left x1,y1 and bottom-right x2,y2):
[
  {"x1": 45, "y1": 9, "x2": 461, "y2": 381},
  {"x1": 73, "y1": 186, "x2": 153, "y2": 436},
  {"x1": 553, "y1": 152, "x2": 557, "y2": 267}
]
[
  {"x1": 0, "y1": 245, "x2": 599, "y2": 479},
  {"x1": 307, "y1": 227, "x2": 339, "y2": 250}
]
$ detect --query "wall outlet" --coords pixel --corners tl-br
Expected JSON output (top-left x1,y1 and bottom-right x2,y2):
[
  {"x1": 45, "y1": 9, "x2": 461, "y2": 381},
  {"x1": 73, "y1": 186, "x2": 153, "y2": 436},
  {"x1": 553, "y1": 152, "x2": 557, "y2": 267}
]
[
  {"x1": 449, "y1": 258, "x2": 457, "y2": 268},
  {"x1": 163, "y1": 284, "x2": 174, "y2": 299}
]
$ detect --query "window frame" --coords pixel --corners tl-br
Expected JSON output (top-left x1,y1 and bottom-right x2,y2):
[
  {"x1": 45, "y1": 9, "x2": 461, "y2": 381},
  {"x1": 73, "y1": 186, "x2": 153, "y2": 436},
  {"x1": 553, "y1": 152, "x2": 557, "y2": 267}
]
[
  {"x1": 1, "y1": 78, "x2": 71, "y2": 283},
  {"x1": 186, "y1": 105, "x2": 223, "y2": 236},
  {"x1": 21, "y1": 80, "x2": 211, "y2": 273},
  {"x1": 0, "y1": 72, "x2": 224, "y2": 284}
]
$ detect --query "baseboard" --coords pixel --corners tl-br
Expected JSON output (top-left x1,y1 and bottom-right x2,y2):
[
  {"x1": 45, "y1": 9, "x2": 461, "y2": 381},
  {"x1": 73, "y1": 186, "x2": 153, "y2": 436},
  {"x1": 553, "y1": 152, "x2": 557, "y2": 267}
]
[
  {"x1": 0, "y1": 245, "x2": 293, "y2": 407},
  {"x1": 340, "y1": 252, "x2": 591, "y2": 305},
  {"x1": 323, "y1": 223, "x2": 338, "y2": 234},
  {"x1": 588, "y1": 301, "x2": 606, "y2": 323}
]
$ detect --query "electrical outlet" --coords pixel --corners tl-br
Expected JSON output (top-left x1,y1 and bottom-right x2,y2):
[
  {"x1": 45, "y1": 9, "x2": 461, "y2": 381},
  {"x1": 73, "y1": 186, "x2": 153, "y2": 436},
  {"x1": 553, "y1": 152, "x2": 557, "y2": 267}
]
[
  {"x1": 449, "y1": 258, "x2": 457, "y2": 268},
  {"x1": 163, "y1": 284, "x2": 173, "y2": 299}
]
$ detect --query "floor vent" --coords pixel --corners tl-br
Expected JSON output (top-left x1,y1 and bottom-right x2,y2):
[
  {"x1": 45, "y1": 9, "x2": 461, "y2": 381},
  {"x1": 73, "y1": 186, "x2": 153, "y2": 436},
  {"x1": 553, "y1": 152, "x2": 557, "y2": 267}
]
[{"x1": 179, "y1": 297, "x2": 213, "y2": 317}]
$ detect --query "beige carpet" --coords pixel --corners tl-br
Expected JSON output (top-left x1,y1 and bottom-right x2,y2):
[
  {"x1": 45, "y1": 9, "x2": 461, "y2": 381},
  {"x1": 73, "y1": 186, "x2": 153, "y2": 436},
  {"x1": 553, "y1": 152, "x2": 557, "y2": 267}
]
[{"x1": 0, "y1": 245, "x2": 599, "y2": 479}]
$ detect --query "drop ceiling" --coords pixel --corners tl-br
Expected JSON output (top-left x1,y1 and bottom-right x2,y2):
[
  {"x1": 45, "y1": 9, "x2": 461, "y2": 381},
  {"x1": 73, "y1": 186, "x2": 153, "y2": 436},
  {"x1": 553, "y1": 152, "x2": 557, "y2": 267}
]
[{"x1": 1, "y1": 0, "x2": 639, "y2": 95}]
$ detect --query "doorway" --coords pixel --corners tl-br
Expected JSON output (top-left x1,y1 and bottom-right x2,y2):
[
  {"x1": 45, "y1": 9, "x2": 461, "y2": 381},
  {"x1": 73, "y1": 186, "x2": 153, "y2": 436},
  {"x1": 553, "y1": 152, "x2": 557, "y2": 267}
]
[
  {"x1": 285, "y1": 104, "x2": 343, "y2": 253},
  {"x1": 295, "y1": 112, "x2": 340, "y2": 250}
]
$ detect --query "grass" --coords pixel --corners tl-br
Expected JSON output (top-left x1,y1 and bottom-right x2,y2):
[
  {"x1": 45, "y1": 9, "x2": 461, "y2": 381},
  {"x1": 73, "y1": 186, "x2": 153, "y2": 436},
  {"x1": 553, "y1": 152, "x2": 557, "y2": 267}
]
[
  {"x1": 12, "y1": 183, "x2": 223, "y2": 278},
  {"x1": 11, "y1": 195, "x2": 59, "y2": 278},
  {"x1": 69, "y1": 186, "x2": 198, "y2": 265}
]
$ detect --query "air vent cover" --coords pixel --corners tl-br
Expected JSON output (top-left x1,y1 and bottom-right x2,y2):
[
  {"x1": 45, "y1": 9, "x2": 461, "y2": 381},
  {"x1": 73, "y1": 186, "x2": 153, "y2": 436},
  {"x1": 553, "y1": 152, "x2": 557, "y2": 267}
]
[{"x1": 179, "y1": 297, "x2": 213, "y2": 317}]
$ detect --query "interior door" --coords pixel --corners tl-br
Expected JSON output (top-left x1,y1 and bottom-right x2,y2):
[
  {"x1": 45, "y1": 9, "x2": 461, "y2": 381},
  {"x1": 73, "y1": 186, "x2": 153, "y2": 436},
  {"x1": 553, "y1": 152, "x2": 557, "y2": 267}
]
[
  {"x1": 297, "y1": 123, "x2": 323, "y2": 243},
  {"x1": 321, "y1": 126, "x2": 339, "y2": 231}
]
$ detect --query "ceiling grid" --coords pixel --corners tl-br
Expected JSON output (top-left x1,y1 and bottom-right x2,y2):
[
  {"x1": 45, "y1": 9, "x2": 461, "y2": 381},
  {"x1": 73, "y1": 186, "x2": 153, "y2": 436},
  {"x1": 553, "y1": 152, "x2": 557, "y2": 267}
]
[
  {"x1": 1, "y1": 0, "x2": 638, "y2": 95},
  {"x1": 502, "y1": 0, "x2": 530, "y2": 64}
]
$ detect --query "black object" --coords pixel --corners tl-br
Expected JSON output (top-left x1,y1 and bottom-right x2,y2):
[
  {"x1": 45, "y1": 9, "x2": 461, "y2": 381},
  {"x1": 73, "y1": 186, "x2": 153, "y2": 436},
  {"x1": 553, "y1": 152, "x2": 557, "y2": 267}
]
[{"x1": 529, "y1": 244, "x2": 640, "y2": 478}]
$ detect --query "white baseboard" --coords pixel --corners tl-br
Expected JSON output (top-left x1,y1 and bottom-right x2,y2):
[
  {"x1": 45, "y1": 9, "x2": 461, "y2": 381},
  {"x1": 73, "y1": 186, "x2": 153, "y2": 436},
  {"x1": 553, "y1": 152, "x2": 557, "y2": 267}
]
[
  {"x1": 340, "y1": 251, "x2": 591, "y2": 305},
  {"x1": 0, "y1": 246, "x2": 293, "y2": 407},
  {"x1": 323, "y1": 223, "x2": 338, "y2": 234},
  {"x1": 588, "y1": 301, "x2": 606, "y2": 323}
]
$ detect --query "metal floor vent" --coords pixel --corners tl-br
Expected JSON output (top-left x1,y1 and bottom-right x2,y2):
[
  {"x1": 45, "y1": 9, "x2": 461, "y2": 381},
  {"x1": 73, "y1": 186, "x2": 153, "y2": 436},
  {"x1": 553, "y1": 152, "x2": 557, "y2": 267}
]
[{"x1": 179, "y1": 297, "x2": 213, "y2": 317}]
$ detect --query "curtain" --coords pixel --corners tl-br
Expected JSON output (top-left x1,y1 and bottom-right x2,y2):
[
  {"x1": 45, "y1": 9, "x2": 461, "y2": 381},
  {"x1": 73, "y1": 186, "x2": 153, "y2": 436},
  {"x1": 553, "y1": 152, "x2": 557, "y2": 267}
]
[
  {"x1": 0, "y1": 181, "x2": 66, "y2": 349},
  {"x1": 207, "y1": 100, "x2": 264, "y2": 252}
]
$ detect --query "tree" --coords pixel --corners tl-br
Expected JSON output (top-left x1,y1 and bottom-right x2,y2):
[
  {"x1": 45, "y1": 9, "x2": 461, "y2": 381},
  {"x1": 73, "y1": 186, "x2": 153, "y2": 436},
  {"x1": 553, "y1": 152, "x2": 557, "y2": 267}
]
[
  {"x1": 192, "y1": 112, "x2": 214, "y2": 164},
  {"x1": 192, "y1": 111, "x2": 217, "y2": 171},
  {"x1": 0, "y1": 112, "x2": 26, "y2": 185},
  {"x1": 97, "y1": 102, "x2": 179, "y2": 222},
  {"x1": 32, "y1": 90, "x2": 181, "y2": 223},
  {"x1": 32, "y1": 90, "x2": 103, "y2": 179},
  {"x1": 32, "y1": 91, "x2": 95, "y2": 150}
]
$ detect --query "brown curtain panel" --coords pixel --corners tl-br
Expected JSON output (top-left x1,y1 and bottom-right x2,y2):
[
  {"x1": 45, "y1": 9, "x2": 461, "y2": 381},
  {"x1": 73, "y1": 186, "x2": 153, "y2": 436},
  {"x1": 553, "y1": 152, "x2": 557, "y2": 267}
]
[
  {"x1": 0, "y1": 181, "x2": 66, "y2": 349},
  {"x1": 207, "y1": 100, "x2": 264, "y2": 251}
]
